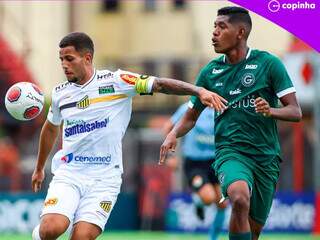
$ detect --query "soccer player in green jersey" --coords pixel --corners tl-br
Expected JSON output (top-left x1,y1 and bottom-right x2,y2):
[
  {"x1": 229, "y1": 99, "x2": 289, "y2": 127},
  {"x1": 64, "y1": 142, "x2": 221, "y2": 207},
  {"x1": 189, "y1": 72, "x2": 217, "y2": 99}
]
[{"x1": 159, "y1": 6, "x2": 302, "y2": 240}]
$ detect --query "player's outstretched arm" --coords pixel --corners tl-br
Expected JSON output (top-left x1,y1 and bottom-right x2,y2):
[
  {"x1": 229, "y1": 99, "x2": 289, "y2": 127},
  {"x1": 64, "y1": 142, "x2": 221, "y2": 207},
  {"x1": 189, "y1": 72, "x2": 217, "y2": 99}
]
[
  {"x1": 255, "y1": 93, "x2": 302, "y2": 122},
  {"x1": 152, "y1": 78, "x2": 227, "y2": 112},
  {"x1": 31, "y1": 120, "x2": 60, "y2": 192},
  {"x1": 159, "y1": 107, "x2": 201, "y2": 165}
]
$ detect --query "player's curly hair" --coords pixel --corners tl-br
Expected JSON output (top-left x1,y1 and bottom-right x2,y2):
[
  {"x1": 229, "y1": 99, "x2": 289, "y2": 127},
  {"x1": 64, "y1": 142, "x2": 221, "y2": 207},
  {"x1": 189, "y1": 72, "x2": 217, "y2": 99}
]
[{"x1": 59, "y1": 32, "x2": 94, "y2": 56}]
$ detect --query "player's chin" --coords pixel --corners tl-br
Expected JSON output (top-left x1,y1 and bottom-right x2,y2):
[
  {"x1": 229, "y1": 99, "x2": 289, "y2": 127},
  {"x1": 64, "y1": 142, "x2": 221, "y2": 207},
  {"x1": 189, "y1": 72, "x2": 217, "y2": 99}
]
[
  {"x1": 214, "y1": 46, "x2": 224, "y2": 53},
  {"x1": 67, "y1": 77, "x2": 78, "y2": 83}
]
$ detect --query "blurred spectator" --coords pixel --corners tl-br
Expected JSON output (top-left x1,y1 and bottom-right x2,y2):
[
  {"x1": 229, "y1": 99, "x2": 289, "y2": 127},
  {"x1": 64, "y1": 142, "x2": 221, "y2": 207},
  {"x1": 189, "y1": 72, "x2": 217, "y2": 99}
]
[{"x1": 0, "y1": 136, "x2": 21, "y2": 191}]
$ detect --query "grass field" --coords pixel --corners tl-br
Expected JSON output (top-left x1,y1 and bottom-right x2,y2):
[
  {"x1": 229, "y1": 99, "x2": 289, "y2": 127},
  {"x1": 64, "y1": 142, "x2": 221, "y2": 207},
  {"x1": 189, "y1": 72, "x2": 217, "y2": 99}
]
[{"x1": 1, "y1": 232, "x2": 320, "y2": 240}]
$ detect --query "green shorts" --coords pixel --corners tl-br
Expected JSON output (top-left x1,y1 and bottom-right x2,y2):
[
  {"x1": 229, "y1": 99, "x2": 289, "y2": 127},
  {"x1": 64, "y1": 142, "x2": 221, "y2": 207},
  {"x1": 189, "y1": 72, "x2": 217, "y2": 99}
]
[{"x1": 213, "y1": 151, "x2": 280, "y2": 225}]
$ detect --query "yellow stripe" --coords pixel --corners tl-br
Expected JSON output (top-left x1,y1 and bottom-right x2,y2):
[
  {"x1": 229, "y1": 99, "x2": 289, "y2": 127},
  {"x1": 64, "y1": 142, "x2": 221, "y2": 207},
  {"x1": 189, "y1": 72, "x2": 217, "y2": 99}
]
[{"x1": 90, "y1": 94, "x2": 128, "y2": 104}]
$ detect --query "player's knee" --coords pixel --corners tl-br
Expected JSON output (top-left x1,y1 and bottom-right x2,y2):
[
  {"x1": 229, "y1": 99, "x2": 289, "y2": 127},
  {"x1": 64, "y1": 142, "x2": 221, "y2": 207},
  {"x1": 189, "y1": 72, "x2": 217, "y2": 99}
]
[
  {"x1": 227, "y1": 181, "x2": 250, "y2": 212},
  {"x1": 231, "y1": 193, "x2": 250, "y2": 212},
  {"x1": 39, "y1": 223, "x2": 59, "y2": 240},
  {"x1": 39, "y1": 218, "x2": 67, "y2": 239}
]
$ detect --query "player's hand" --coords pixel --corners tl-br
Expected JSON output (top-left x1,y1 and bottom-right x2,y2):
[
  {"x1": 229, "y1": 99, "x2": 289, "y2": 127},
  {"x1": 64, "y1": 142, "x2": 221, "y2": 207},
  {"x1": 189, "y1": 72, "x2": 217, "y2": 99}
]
[
  {"x1": 198, "y1": 88, "x2": 228, "y2": 112},
  {"x1": 159, "y1": 133, "x2": 177, "y2": 165},
  {"x1": 255, "y1": 97, "x2": 271, "y2": 117},
  {"x1": 31, "y1": 169, "x2": 45, "y2": 193}
]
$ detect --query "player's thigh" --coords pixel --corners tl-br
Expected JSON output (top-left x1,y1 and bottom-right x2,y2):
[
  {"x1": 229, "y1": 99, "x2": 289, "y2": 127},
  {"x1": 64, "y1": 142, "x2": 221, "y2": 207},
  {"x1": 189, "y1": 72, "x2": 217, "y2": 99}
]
[
  {"x1": 249, "y1": 157, "x2": 280, "y2": 225},
  {"x1": 70, "y1": 221, "x2": 101, "y2": 240},
  {"x1": 41, "y1": 177, "x2": 80, "y2": 224},
  {"x1": 74, "y1": 178, "x2": 121, "y2": 231},
  {"x1": 214, "y1": 157, "x2": 254, "y2": 199}
]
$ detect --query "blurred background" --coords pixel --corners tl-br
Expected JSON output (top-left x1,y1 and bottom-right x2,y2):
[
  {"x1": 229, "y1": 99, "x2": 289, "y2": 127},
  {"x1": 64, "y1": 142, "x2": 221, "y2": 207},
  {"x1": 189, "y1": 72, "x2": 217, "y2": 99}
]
[{"x1": 0, "y1": 0, "x2": 319, "y2": 239}]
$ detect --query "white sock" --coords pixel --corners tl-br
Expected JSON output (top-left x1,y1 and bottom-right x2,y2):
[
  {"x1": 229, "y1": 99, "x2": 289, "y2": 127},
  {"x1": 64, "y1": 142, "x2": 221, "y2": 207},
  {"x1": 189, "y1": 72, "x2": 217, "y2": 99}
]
[{"x1": 32, "y1": 224, "x2": 42, "y2": 240}]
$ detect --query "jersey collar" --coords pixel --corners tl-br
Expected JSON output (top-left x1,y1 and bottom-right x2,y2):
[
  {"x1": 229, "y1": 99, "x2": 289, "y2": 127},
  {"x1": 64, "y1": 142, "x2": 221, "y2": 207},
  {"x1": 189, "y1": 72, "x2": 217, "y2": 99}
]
[
  {"x1": 73, "y1": 69, "x2": 97, "y2": 88},
  {"x1": 222, "y1": 48, "x2": 252, "y2": 63}
]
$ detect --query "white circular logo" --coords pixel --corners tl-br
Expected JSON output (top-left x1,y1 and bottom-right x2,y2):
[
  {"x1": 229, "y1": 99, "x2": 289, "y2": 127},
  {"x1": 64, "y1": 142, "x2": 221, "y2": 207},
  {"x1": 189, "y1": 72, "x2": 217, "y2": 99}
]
[
  {"x1": 241, "y1": 73, "x2": 256, "y2": 87},
  {"x1": 268, "y1": 0, "x2": 281, "y2": 12}
]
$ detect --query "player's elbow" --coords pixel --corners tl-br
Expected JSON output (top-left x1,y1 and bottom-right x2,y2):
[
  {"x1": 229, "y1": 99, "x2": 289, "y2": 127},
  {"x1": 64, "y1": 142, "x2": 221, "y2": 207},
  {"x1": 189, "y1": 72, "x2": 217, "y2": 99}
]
[{"x1": 292, "y1": 106, "x2": 302, "y2": 122}]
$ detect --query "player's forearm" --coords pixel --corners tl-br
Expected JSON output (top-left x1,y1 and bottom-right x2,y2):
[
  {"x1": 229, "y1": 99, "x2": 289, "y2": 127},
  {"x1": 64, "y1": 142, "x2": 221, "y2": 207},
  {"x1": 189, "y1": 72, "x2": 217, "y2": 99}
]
[
  {"x1": 270, "y1": 105, "x2": 302, "y2": 122},
  {"x1": 35, "y1": 122, "x2": 59, "y2": 171},
  {"x1": 171, "y1": 118, "x2": 196, "y2": 138},
  {"x1": 152, "y1": 78, "x2": 202, "y2": 96}
]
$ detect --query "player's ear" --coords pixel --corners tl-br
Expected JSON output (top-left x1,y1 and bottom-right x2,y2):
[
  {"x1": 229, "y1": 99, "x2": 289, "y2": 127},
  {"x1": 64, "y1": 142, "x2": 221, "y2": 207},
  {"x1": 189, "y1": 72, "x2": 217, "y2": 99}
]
[
  {"x1": 84, "y1": 52, "x2": 93, "y2": 64},
  {"x1": 238, "y1": 27, "x2": 246, "y2": 40}
]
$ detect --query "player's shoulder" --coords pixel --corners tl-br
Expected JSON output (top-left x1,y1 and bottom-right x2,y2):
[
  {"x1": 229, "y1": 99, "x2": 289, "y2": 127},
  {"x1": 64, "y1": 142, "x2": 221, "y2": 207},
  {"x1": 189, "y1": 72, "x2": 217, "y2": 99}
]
[
  {"x1": 199, "y1": 55, "x2": 225, "y2": 76},
  {"x1": 95, "y1": 69, "x2": 116, "y2": 81},
  {"x1": 250, "y1": 49, "x2": 281, "y2": 63},
  {"x1": 113, "y1": 69, "x2": 143, "y2": 86}
]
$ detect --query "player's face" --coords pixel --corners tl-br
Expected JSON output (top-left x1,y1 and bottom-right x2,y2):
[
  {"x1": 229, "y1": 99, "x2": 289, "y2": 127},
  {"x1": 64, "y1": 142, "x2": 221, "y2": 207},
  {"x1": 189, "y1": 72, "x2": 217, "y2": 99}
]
[
  {"x1": 59, "y1": 46, "x2": 88, "y2": 83},
  {"x1": 212, "y1": 15, "x2": 240, "y2": 53}
]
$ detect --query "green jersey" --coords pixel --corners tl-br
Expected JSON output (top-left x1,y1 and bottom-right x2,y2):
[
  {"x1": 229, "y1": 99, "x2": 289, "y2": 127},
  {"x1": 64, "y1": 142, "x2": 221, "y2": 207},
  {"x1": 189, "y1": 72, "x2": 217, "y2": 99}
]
[{"x1": 190, "y1": 49, "x2": 295, "y2": 163}]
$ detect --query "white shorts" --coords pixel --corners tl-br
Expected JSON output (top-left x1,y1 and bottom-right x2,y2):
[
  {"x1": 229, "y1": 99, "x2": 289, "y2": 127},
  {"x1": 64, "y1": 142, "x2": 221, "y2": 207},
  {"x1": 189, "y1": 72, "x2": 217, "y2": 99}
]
[{"x1": 41, "y1": 173, "x2": 122, "y2": 231}]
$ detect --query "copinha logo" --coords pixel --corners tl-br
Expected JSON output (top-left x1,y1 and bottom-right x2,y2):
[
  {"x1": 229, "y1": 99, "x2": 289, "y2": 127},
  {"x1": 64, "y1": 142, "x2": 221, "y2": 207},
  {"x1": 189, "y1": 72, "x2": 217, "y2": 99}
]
[{"x1": 268, "y1": 0, "x2": 316, "y2": 12}]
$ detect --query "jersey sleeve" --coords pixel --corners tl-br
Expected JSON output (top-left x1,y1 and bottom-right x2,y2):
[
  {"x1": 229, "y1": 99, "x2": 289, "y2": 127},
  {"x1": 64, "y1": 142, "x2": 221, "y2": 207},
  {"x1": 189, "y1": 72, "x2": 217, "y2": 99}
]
[
  {"x1": 47, "y1": 89, "x2": 62, "y2": 126},
  {"x1": 171, "y1": 103, "x2": 189, "y2": 124},
  {"x1": 189, "y1": 68, "x2": 207, "y2": 112},
  {"x1": 115, "y1": 69, "x2": 155, "y2": 96},
  {"x1": 269, "y1": 55, "x2": 296, "y2": 98}
]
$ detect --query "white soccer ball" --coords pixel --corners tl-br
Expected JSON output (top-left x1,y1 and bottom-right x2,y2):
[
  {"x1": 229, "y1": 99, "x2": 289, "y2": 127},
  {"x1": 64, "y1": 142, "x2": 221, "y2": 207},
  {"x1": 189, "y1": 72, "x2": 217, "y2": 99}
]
[{"x1": 5, "y1": 82, "x2": 45, "y2": 121}]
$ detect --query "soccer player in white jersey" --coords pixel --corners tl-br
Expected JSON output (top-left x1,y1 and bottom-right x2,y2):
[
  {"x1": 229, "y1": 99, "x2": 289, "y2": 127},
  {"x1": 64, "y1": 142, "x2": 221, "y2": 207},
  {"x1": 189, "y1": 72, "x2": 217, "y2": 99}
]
[{"x1": 31, "y1": 32, "x2": 227, "y2": 240}]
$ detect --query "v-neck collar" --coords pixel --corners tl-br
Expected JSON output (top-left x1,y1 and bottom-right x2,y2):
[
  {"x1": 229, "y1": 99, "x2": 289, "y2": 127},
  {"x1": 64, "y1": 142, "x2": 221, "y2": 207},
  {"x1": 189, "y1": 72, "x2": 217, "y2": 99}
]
[
  {"x1": 73, "y1": 69, "x2": 96, "y2": 89},
  {"x1": 222, "y1": 48, "x2": 251, "y2": 64}
]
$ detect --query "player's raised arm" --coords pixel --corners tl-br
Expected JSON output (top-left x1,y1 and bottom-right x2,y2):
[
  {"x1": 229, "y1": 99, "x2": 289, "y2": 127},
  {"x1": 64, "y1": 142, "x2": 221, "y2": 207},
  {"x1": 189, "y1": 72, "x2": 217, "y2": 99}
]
[
  {"x1": 152, "y1": 77, "x2": 227, "y2": 112},
  {"x1": 32, "y1": 120, "x2": 60, "y2": 193},
  {"x1": 159, "y1": 107, "x2": 201, "y2": 165}
]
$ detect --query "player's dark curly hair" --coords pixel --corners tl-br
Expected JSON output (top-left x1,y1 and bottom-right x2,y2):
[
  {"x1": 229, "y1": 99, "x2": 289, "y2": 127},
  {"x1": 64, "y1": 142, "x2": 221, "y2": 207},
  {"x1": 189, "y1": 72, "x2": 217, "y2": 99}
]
[
  {"x1": 59, "y1": 32, "x2": 94, "y2": 56},
  {"x1": 218, "y1": 6, "x2": 252, "y2": 38}
]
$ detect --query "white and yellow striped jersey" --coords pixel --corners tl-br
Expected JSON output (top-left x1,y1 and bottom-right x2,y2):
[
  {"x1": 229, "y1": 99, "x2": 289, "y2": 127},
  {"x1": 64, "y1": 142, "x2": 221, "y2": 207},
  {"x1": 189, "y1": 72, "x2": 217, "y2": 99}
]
[{"x1": 47, "y1": 69, "x2": 155, "y2": 177}]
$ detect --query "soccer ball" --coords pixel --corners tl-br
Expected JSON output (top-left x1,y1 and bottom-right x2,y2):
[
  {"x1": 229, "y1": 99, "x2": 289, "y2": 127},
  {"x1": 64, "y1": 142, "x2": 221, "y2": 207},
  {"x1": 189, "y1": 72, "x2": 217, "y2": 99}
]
[{"x1": 5, "y1": 82, "x2": 45, "y2": 121}]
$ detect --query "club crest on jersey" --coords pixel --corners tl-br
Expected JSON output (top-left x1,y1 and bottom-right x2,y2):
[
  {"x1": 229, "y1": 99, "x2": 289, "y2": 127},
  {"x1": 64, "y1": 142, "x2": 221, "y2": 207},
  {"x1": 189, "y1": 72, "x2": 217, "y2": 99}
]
[
  {"x1": 76, "y1": 95, "x2": 90, "y2": 109},
  {"x1": 120, "y1": 74, "x2": 137, "y2": 85},
  {"x1": 100, "y1": 201, "x2": 112, "y2": 213},
  {"x1": 241, "y1": 73, "x2": 255, "y2": 87}
]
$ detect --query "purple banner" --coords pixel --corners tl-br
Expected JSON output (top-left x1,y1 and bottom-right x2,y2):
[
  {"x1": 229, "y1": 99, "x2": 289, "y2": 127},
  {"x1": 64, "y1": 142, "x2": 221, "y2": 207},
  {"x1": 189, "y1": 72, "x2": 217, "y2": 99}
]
[{"x1": 229, "y1": 0, "x2": 320, "y2": 52}]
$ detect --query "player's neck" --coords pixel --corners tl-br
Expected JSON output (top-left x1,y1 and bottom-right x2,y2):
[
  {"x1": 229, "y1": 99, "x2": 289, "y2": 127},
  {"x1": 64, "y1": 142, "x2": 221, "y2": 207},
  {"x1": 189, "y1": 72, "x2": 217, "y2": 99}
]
[
  {"x1": 78, "y1": 67, "x2": 94, "y2": 85},
  {"x1": 225, "y1": 44, "x2": 249, "y2": 65}
]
